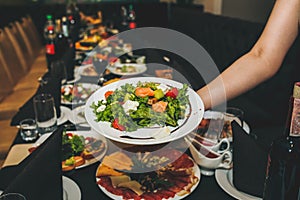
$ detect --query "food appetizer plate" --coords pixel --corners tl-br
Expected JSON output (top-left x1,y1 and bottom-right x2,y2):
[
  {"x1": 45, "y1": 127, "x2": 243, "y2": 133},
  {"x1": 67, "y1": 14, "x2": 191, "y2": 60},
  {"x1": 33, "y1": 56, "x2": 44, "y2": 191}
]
[
  {"x1": 61, "y1": 83, "x2": 100, "y2": 105},
  {"x1": 96, "y1": 149, "x2": 201, "y2": 200},
  {"x1": 33, "y1": 130, "x2": 107, "y2": 170},
  {"x1": 85, "y1": 77, "x2": 204, "y2": 145},
  {"x1": 107, "y1": 63, "x2": 147, "y2": 76},
  {"x1": 77, "y1": 64, "x2": 99, "y2": 77},
  {"x1": 215, "y1": 169, "x2": 262, "y2": 200}
]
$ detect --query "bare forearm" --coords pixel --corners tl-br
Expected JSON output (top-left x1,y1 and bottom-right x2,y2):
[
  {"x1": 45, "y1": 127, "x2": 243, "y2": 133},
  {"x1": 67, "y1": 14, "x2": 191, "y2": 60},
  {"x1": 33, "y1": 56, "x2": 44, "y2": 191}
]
[
  {"x1": 197, "y1": 52, "x2": 279, "y2": 109},
  {"x1": 197, "y1": 0, "x2": 299, "y2": 110}
]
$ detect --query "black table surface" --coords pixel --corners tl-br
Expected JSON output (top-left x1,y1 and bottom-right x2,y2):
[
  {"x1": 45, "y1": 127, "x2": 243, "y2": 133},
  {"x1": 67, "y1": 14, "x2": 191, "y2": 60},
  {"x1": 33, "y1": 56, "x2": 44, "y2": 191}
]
[{"x1": 12, "y1": 125, "x2": 235, "y2": 200}]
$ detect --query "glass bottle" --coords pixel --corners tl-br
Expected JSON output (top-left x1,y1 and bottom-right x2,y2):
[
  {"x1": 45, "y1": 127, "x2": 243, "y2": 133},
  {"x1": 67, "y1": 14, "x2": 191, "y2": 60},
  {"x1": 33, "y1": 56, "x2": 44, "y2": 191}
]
[
  {"x1": 127, "y1": 4, "x2": 136, "y2": 29},
  {"x1": 263, "y1": 82, "x2": 300, "y2": 200},
  {"x1": 44, "y1": 15, "x2": 57, "y2": 70}
]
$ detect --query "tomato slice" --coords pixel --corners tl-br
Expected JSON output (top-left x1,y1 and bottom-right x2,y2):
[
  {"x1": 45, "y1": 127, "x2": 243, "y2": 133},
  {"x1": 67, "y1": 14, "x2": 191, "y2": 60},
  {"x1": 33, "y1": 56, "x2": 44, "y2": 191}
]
[
  {"x1": 112, "y1": 118, "x2": 126, "y2": 131},
  {"x1": 165, "y1": 88, "x2": 178, "y2": 98},
  {"x1": 104, "y1": 90, "x2": 114, "y2": 99}
]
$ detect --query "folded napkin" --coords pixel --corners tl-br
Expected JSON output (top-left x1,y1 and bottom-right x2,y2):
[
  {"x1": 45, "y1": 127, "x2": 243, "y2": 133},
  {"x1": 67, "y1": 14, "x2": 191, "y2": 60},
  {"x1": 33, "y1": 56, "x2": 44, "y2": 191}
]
[
  {"x1": 10, "y1": 75, "x2": 61, "y2": 126},
  {"x1": 0, "y1": 126, "x2": 63, "y2": 200},
  {"x1": 232, "y1": 121, "x2": 283, "y2": 197}
]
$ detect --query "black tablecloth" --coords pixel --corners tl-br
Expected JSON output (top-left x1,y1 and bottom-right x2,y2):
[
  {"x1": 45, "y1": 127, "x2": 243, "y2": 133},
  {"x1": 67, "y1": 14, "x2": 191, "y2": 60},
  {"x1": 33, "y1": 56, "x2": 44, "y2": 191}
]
[{"x1": 10, "y1": 126, "x2": 235, "y2": 200}]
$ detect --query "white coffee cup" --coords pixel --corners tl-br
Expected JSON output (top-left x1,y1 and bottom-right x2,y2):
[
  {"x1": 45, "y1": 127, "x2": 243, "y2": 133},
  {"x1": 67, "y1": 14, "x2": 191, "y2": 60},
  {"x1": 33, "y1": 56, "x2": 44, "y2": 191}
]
[
  {"x1": 185, "y1": 137, "x2": 232, "y2": 176},
  {"x1": 188, "y1": 134, "x2": 230, "y2": 154}
]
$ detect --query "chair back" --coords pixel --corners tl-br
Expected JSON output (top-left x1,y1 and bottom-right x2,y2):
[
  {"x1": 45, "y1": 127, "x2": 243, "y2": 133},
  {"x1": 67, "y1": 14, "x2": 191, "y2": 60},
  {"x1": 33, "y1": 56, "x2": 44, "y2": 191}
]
[
  {"x1": 0, "y1": 29, "x2": 27, "y2": 85},
  {"x1": 23, "y1": 15, "x2": 42, "y2": 49},
  {"x1": 14, "y1": 21, "x2": 35, "y2": 58},
  {"x1": 4, "y1": 23, "x2": 32, "y2": 72},
  {"x1": 21, "y1": 16, "x2": 43, "y2": 56},
  {"x1": 0, "y1": 51, "x2": 14, "y2": 102}
]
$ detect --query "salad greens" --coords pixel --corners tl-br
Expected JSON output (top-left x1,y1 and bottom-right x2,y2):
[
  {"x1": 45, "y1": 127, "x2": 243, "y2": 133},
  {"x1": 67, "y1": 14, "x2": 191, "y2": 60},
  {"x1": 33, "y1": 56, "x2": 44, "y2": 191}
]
[
  {"x1": 90, "y1": 81, "x2": 190, "y2": 132},
  {"x1": 62, "y1": 131, "x2": 85, "y2": 161}
]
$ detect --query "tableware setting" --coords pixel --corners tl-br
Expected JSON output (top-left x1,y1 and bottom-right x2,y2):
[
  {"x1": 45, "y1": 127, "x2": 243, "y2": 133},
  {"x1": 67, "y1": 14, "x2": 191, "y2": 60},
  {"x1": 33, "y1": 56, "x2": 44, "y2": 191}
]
[
  {"x1": 95, "y1": 149, "x2": 200, "y2": 200},
  {"x1": 62, "y1": 176, "x2": 81, "y2": 200},
  {"x1": 215, "y1": 169, "x2": 262, "y2": 200},
  {"x1": 61, "y1": 83, "x2": 100, "y2": 105},
  {"x1": 107, "y1": 63, "x2": 147, "y2": 76},
  {"x1": 0, "y1": 193, "x2": 26, "y2": 200},
  {"x1": 185, "y1": 136, "x2": 232, "y2": 176},
  {"x1": 0, "y1": 177, "x2": 81, "y2": 200},
  {"x1": 68, "y1": 105, "x2": 89, "y2": 127},
  {"x1": 187, "y1": 134, "x2": 231, "y2": 154},
  {"x1": 19, "y1": 119, "x2": 39, "y2": 142},
  {"x1": 29, "y1": 130, "x2": 107, "y2": 171},
  {"x1": 33, "y1": 93, "x2": 57, "y2": 134},
  {"x1": 196, "y1": 110, "x2": 250, "y2": 142},
  {"x1": 85, "y1": 77, "x2": 204, "y2": 145}
]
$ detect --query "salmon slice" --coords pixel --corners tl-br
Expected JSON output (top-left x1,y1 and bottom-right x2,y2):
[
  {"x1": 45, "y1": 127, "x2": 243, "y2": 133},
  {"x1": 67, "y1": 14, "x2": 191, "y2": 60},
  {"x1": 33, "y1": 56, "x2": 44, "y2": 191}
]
[
  {"x1": 152, "y1": 101, "x2": 168, "y2": 113},
  {"x1": 135, "y1": 87, "x2": 154, "y2": 98}
]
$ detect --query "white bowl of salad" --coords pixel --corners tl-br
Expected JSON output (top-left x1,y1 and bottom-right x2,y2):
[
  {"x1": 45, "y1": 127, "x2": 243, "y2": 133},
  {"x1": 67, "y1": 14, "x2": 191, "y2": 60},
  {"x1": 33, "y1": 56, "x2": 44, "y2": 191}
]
[{"x1": 85, "y1": 77, "x2": 204, "y2": 145}]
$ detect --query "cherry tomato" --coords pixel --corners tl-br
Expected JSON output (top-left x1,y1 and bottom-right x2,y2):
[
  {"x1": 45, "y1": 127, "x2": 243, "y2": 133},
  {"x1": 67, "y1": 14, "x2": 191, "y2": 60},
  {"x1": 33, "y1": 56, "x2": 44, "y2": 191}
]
[
  {"x1": 104, "y1": 90, "x2": 114, "y2": 99},
  {"x1": 112, "y1": 119, "x2": 126, "y2": 131},
  {"x1": 165, "y1": 88, "x2": 178, "y2": 98},
  {"x1": 66, "y1": 133, "x2": 73, "y2": 138}
]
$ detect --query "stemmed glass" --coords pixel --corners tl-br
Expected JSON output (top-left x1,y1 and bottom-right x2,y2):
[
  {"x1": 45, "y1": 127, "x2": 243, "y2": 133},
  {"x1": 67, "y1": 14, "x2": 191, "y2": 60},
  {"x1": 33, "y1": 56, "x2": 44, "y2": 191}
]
[{"x1": 92, "y1": 57, "x2": 108, "y2": 85}]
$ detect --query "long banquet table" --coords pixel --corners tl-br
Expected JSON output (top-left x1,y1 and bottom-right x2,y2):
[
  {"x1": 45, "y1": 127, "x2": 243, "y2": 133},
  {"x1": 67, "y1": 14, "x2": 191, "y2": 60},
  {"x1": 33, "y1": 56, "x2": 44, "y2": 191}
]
[
  {"x1": 10, "y1": 130, "x2": 235, "y2": 200},
  {"x1": 2, "y1": 14, "x2": 285, "y2": 199}
]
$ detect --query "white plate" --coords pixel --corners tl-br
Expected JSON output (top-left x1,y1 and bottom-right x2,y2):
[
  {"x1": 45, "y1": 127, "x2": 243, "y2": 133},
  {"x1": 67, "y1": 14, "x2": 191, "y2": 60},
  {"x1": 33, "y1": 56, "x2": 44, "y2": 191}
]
[
  {"x1": 34, "y1": 130, "x2": 107, "y2": 169},
  {"x1": 96, "y1": 154, "x2": 201, "y2": 200},
  {"x1": 85, "y1": 77, "x2": 204, "y2": 145},
  {"x1": 57, "y1": 106, "x2": 72, "y2": 125},
  {"x1": 63, "y1": 176, "x2": 81, "y2": 200},
  {"x1": 77, "y1": 64, "x2": 98, "y2": 77},
  {"x1": 66, "y1": 74, "x2": 81, "y2": 84},
  {"x1": 0, "y1": 176, "x2": 80, "y2": 200},
  {"x1": 68, "y1": 105, "x2": 89, "y2": 127},
  {"x1": 107, "y1": 63, "x2": 147, "y2": 76},
  {"x1": 61, "y1": 83, "x2": 100, "y2": 105},
  {"x1": 215, "y1": 169, "x2": 262, "y2": 200}
]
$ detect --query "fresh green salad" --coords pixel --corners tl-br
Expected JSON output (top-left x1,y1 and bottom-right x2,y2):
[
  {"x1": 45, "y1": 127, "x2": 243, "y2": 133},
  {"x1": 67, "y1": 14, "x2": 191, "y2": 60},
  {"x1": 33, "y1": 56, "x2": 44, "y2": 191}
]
[{"x1": 90, "y1": 81, "x2": 190, "y2": 132}]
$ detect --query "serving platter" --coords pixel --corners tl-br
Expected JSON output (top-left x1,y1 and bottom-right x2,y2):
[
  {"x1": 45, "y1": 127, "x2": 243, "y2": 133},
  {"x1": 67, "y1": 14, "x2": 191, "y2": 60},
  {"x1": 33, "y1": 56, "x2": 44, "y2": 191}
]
[
  {"x1": 33, "y1": 130, "x2": 107, "y2": 170},
  {"x1": 85, "y1": 77, "x2": 204, "y2": 145},
  {"x1": 61, "y1": 83, "x2": 100, "y2": 105},
  {"x1": 95, "y1": 149, "x2": 201, "y2": 200},
  {"x1": 107, "y1": 63, "x2": 147, "y2": 76}
]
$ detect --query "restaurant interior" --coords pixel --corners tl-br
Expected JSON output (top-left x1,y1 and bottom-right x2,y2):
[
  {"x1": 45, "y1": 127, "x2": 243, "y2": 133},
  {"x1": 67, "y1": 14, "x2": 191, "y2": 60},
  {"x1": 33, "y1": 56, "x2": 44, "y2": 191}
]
[{"x1": 0, "y1": 0, "x2": 300, "y2": 199}]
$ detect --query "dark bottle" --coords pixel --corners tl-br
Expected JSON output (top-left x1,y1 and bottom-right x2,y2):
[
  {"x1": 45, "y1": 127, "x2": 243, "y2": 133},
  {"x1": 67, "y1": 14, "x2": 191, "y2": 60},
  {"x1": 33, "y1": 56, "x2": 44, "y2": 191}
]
[
  {"x1": 127, "y1": 4, "x2": 136, "y2": 29},
  {"x1": 61, "y1": 16, "x2": 69, "y2": 38},
  {"x1": 66, "y1": 1, "x2": 80, "y2": 42},
  {"x1": 263, "y1": 82, "x2": 300, "y2": 200},
  {"x1": 44, "y1": 15, "x2": 57, "y2": 70},
  {"x1": 55, "y1": 18, "x2": 69, "y2": 60}
]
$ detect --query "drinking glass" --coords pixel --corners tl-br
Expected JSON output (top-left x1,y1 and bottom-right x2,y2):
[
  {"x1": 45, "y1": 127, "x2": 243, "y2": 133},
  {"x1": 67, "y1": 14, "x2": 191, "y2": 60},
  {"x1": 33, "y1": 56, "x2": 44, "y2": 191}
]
[
  {"x1": 50, "y1": 60, "x2": 67, "y2": 84},
  {"x1": 33, "y1": 93, "x2": 57, "y2": 134},
  {"x1": 19, "y1": 119, "x2": 39, "y2": 142},
  {"x1": 0, "y1": 193, "x2": 26, "y2": 200}
]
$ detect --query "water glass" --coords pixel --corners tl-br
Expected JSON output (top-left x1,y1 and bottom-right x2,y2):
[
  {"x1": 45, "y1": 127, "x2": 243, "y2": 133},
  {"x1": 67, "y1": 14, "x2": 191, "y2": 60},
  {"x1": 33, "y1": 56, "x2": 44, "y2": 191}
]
[
  {"x1": 19, "y1": 119, "x2": 39, "y2": 142},
  {"x1": 0, "y1": 193, "x2": 26, "y2": 200},
  {"x1": 33, "y1": 93, "x2": 57, "y2": 134}
]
